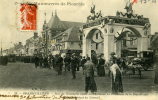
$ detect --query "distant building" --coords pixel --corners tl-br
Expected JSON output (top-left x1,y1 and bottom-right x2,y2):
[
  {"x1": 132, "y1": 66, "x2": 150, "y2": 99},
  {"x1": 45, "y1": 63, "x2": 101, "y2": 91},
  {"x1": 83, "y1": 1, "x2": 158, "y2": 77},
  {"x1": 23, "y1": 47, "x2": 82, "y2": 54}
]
[
  {"x1": 2, "y1": 49, "x2": 9, "y2": 56},
  {"x1": 13, "y1": 42, "x2": 24, "y2": 56},
  {"x1": 151, "y1": 32, "x2": 158, "y2": 56},
  {"x1": 5, "y1": 47, "x2": 14, "y2": 55},
  {"x1": 51, "y1": 26, "x2": 83, "y2": 55},
  {"x1": 25, "y1": 32, "x2": 42, "y2": 56},
  {"x1": 42, "y1": 11, "x2": 84, "y2": 56},
  {"x1": 2, "y1": 42, "x2": 24, "y2": 56}
]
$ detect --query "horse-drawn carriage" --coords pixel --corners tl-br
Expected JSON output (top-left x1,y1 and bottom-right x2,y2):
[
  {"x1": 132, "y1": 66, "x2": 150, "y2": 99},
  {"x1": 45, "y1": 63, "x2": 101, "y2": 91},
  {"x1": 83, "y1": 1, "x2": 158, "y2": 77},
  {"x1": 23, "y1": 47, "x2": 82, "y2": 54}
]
[
  {"x1": 125, "y1": 57, "x2": 153, "y2": 79},
  {"x1": 125, "y1": 57, "x2": 142, "y2": 79}
]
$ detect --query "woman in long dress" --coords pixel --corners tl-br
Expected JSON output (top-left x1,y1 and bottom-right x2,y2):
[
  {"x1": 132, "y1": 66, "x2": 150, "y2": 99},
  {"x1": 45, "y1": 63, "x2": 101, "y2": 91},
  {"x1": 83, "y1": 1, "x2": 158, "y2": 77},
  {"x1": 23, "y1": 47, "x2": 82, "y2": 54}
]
[
  {"x1": 110, "y1": 59, "x2": 123, "y2": 94},
  {"x1": 97, "y1": 54, "x2": 105, "y2": 77}
]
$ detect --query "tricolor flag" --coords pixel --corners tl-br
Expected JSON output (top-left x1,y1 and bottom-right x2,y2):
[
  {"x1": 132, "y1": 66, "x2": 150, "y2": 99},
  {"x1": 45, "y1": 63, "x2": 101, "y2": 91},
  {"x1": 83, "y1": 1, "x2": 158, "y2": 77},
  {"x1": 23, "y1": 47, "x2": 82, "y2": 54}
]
[
  {"x1": 124, "y1": 0, "x2": 138, "y2": 5},
  {"x1": 132, "y1": 0, "x2": 138, "y2": 4}
]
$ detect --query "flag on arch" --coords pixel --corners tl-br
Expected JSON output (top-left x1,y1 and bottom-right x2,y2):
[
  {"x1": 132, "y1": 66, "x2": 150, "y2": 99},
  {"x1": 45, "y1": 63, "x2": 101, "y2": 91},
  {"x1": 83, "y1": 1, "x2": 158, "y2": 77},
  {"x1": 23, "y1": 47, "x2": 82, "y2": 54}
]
[{"x1": 124, "y1": 0, "x2": 138, "y2": 5}]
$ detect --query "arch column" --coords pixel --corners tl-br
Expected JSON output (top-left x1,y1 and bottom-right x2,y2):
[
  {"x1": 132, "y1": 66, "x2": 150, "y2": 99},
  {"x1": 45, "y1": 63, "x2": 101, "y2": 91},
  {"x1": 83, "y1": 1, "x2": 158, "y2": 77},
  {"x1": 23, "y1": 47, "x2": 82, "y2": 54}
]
[
  {"x1": 137, "y1": 37, "x2": 149, "y2": 57},
  {"x1": 115, "y1": 40, "x2": 122, "y2": 57},
  {"x1": 103, "y1": 25, "x2": 115, "y2": 61},
  {"x1": 82, "y1": 35, "x2": 91, "y2": 58},
  {"x1": 103, "y1": 34, "x2": 115, "y2": 61}
]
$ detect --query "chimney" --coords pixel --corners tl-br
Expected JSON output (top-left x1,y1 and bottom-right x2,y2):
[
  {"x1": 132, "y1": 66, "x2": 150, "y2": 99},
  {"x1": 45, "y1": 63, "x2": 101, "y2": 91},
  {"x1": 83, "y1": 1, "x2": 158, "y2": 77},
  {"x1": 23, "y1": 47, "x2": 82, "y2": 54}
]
[
  {"x1": 55, "y1": 10, "x2": 57, "y2": 16},
  {"x1": 19, "y1": 42, "x2": 22, "y2": 45},
  {"x1": 34, "y1": 32, "x2": 38, "y2": 39}
]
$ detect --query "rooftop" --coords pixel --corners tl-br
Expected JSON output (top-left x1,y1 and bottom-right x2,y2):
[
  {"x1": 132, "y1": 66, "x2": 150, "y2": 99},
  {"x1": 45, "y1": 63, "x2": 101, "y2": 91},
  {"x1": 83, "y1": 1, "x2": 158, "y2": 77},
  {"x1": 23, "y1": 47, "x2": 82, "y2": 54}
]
[
  {"x1": 47, "y1": 11, "x2": 84, "y2": 30},
  {"x1": 53, "y1": 26, "x2": 81, "y2": 42}
]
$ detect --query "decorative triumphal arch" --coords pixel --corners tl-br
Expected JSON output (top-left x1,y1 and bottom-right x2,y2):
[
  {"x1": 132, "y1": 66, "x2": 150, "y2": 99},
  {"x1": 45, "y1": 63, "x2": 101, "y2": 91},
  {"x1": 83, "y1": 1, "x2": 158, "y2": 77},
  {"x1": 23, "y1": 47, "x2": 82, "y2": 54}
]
[{"x1": 81, "y1": 3, "x2": 151, "y2": 61}]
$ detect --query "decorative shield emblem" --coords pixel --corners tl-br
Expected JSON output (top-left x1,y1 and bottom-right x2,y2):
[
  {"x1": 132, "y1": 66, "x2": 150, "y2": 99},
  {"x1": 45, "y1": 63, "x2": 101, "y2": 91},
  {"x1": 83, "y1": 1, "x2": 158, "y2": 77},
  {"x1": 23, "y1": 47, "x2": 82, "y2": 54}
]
[{"x1": 92, "y1": 31, "x2": 104, "y2": 43}]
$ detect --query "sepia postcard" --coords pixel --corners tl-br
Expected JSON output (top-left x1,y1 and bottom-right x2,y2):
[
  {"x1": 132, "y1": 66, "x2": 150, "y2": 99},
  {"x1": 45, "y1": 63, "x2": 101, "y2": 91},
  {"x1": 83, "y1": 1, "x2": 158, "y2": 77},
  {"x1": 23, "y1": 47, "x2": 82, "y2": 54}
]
[{"x1": 0, "y1": 0, "x2": 158, "y2": 100}]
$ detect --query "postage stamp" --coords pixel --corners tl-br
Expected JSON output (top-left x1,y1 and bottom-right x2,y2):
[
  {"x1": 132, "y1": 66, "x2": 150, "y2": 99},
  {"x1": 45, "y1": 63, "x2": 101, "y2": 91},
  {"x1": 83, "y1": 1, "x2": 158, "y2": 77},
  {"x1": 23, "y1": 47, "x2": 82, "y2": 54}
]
[{"x1": 19, "y1": 4, "x2": 37, "y2": 30}]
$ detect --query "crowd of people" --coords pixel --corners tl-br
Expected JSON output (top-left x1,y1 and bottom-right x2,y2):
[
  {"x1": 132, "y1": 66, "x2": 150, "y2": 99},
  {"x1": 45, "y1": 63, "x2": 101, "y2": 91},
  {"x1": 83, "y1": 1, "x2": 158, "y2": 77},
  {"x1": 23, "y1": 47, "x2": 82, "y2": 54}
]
[
  {"x1": 33, "y1": 52, "x2": 126, "y2": 94},
  {"x1": 0, "y1": 56, "x2": 8, "y2": 65},
  {"x1": 1, "y1": 51, "x2": 157, "y2": 94}
]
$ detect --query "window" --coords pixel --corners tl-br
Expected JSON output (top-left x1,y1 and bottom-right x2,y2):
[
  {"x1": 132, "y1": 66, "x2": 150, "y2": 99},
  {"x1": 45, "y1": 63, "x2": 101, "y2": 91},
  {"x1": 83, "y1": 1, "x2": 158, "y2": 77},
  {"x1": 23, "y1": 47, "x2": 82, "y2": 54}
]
[
  {"x1": 59, "y1": 46, "x2": 61, "y2": 50},
  {"x1": 96, "y1": 43, "x2": 98, "y2": 50},
  {"x1": 133, "y1": 40, "x2": 135, "y2": 45},
  {"x1": 122, "y1": 39, "x2": 126, "y2": 47},
  {"x1": 71, "y1": 42, "x2": 73, "y2": 45},
  {"x1": 130, "y1": 38, "x2": 135, "y2": 45},
  {"x1": 62, "y1": 44, "x2": 65, "y2": 49},
  {"x1": 96, "y1": 33, "x2": 98, "y2": 39},
  {"x1": 79, "y1": 35, "x2": 83, "y2": 41}
]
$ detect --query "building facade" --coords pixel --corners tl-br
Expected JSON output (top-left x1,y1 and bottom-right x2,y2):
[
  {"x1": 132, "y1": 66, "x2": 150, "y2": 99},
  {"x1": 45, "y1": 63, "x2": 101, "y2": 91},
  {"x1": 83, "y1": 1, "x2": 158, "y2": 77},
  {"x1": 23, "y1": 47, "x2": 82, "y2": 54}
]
[
  {"x1": 25, "y1": 32, "x2": 42, "y2": 56},
  {"x1": 42, "y1": 11, "x2": 84, "y2": 56},
  {"x1": 151, "y1": 32, "x2": 158, "y2": 56},
  {"x1": 51, "y1": 26, "x2": 83, "y2": 56},
  {"x1": 4, "y1": 42, "x2": 25, "y2": 56}
]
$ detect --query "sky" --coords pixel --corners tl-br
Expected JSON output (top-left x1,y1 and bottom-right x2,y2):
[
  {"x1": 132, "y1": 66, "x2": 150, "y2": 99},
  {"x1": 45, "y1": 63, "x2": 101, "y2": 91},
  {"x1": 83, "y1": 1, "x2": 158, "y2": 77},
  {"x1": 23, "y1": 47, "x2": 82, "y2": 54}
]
[{"x1": 0, "y1": 0, "x2": 158, "y2": 49}]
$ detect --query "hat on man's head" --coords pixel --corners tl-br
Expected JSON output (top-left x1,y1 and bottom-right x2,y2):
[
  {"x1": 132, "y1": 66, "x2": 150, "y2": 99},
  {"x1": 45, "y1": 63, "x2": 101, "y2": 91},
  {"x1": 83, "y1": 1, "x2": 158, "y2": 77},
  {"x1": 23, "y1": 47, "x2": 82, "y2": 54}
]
[
  {"x1": 114, "y1": 54, "x2": 118, "y2": 58},
  {"x1": 100, "y1": 53, "x2": 104, "y2": 57},
  {"x1": 110, "y1": 52, "x2": 115, "y2": 55},
  {"x1": 86, "y1": 57, "x2": 91, "y2": 61},
  {"x1": 72, "y1": 53, "x2": 76, "y2": 56}
]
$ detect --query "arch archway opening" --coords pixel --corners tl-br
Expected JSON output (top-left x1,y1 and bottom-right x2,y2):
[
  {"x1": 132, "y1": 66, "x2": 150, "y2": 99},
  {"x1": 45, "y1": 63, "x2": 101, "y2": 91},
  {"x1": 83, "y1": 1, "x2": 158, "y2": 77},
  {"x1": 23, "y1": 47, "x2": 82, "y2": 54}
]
[
  {"x1": 86, "y1": 28, "x2": 104, "y2": 57},
  {"x1": 115, "y1": 27, "x2": 142, "y2": 58}
]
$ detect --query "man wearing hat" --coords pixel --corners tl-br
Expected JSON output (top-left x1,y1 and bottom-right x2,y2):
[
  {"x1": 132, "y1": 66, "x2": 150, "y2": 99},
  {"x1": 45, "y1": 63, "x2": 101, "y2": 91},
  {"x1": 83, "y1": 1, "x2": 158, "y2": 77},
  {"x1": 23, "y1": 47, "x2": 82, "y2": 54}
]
[
  {"x1": 108, "y1": 52, "x2": 117, "y2": 77},
  {"x1": 71, "y1": 53, "x2": 78, "y2": 79},
  {"x1": 84, "y1": 57, "x2": 97, "y2": 94},
  {"x1": 56, "y1": 54, "x2": 63, "y2": 75}
]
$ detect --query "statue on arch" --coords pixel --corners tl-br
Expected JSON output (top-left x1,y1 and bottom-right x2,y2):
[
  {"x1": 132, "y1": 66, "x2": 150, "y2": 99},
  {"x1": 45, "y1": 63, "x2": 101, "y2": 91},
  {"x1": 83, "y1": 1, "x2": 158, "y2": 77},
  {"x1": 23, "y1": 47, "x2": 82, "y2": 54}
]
[
  {"x1": 124, "y1": 0, "x2": 133, "y2": 14},
  {"x1": 87, "y1": 4, "x2": 96, "y2": 22},
  {"x1": 87, "y1": 4, "x2": 103, "y2": 22},
  {"x1": 90, "y1": 4, "x2": 95, "y2": 14},
  {"x1": 96, "y1": 10, "x2": 103, "y2": 19}
]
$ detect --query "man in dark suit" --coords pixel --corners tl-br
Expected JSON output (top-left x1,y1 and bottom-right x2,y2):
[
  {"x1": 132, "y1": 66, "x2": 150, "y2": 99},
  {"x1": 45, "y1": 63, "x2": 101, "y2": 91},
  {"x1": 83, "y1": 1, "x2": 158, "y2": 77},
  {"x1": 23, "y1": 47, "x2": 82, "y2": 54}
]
[
  {"x1": 71, "y1": 54, "x2": 78, "y2": 79},
  {"x1": 64, "y1": 54, "x2": 71, "y2": 71},
  {"x1": 81, "y1": 56, "x2": 87, "y2": 74},
  {"x1": 84, "y1": 57, "x2": 97, "y2": 94},
  {"x1": 56, "y1": 54, "x2": 63, "y2": 75},
  {"x1": 34, "y1": 55, "x2": 39, "y2": 68},
  {"x1": 43, "y1": 55, "x2": 48, "y2": 68}
]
